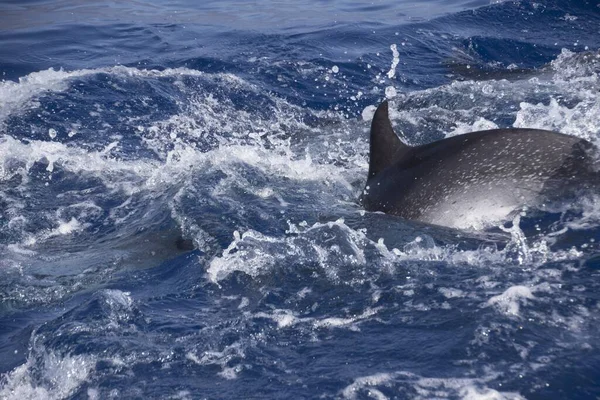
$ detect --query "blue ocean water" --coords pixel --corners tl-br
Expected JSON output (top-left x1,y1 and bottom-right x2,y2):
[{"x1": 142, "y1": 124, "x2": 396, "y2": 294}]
[{"x1": 1, "y1": 0, "x2": 600, "y2": 398}]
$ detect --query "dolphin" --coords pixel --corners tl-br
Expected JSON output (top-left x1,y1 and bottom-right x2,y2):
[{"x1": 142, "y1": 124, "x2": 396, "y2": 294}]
[{"x1": 360, "y1": 101, "x2": 599, "y2": 229}]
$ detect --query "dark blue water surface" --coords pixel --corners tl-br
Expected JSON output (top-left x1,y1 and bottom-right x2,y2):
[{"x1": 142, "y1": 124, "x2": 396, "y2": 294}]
[{"x1": 1, "y1": 1, "x2": 600, "y2": 399}]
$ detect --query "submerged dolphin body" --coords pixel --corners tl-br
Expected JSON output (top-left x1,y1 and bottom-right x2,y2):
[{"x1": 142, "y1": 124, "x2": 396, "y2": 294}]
[{"x1": 361, "y1": 101, "x2": 599, "y2": 229}]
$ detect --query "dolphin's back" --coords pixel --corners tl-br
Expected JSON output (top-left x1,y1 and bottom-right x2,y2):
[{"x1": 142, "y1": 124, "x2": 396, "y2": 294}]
[{"x1": 362, "y1": 102, "x2": 598, "y2": 229}]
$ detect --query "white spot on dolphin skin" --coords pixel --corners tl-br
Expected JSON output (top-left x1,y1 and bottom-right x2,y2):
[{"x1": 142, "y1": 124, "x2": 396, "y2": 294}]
[
  {"x1": 418, "y1": 185, "x2": 523, "y2": 230},
  {"x1": 331, "y1": 65, "x2": 339, "y2": 73},
  {"x1": 48, "y1": 128, "x2": 57, "y2": 139}
]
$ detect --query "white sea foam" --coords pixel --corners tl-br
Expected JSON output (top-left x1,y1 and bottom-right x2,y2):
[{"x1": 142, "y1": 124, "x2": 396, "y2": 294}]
[
  {"x1": 252, "y1": 306, "x2": 381, "y2": 332},
  {"x1": 514, "y1": 97, "x2": 600, "y2": 142},
  {"x1": 487, "y1": 286, "x2": 535, "y2": 316},
  {"x1": 340, "y1": 371, "x2": 526, "y2": 400},
  {"x1": 47, "y1": 218, "x2": 84, "y2": 237},
  {"x1": 342, "y1": 372, "x2": 396, "y2": 400},
  {"x1": 361, "y1": 105, "x2": 377, "y2": 121},
  {"x1": 459, "y1": 385, "x2": 526, "y2": 400},
  {"x1": 563, "y1": 195, "x2": 600, "y2": 230},
  {"x1": 385, "y1": 86, "x2": 397, "y2": 99},
  {"x1": 207, "y1": 219, "x2": 369, "y2": 283},
  {"x1": 103, "y1": 289, "x2": 134, "y2": 310},
  {"x1": 0, "y1": 66, "x2": 228, "y2": 127},
  {"x1": 449, "y1": 117, "x2": 499, "y2": 136},
  {"x1": 186, "y1": 341, "x2": 245, "y2": 380},
  {"x1": 207, "y1": 215, "x2": 584, "y2": 286},
  {"x1": 382, "y1": 50, "x2": 599, "y2": 147},
  {"x1": 387, "y1": 44, "x2": 400, "y2": 79},
  {"x1": 0, "y1": 65, "x2": 361, "y2": 259},
  {"x1": 254, "y1": 309, "x2": 301, "y2": 329},
  {"x1": 439, "y1": 287, "x2": 466, "y2": 299},
  {"x1": 0, "y1": 135, "x2": 158, "y2": 193},
  {"x1": 312, "y1": 307, "x2": 379, "y2": 330},
  {"x1": 0, "y1": 347, "x2": 95, "y2": 400}
]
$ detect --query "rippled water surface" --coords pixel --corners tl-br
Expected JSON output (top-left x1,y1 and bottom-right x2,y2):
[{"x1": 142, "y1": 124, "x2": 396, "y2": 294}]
[{"x1": 1, "y1": 1, "x2": 600, "y2": 399}]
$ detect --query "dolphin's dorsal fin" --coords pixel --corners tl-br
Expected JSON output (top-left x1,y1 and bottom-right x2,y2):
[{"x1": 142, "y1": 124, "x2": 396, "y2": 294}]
[{"x1": 367, "y1": 101, "x2": 408, "y2": 178}]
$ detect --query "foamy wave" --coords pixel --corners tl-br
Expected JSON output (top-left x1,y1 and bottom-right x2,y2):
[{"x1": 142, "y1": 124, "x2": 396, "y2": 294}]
[
  {"x1": 0, "y1": 66, "x2": 250, "y2": 126},
  {"x1": 340, "y1": 371, "x2": 526, "y2": 400},
  {"x1": 186, "y1": 340, "x2": 246, "y2": 380},
  {"x1": 0, "y1": 135, "x2": 159, "y2": 192},
  {"x1": 252, "y1": 306, "x2": 380, "y2": 331},
  {"x1": 0, "y1": 65, "x2": 362, "y2": 267},
  {"x1": 207, "y1": 215, "x2": 584, "y2": 285},
  {"x1": 0, "y1": 346, "x2": 95, "y2": 400},
  {"x1": 550, "y1": 48, "x2": 600, "y2": 82},
  {"x1": 514, "y1": 97, "x2": 600, "y2": 142},
  {"x1": 486, "y1": 285, "x2": 534, "y2": 316},
  {"x1": 384, "y1": 49, "x2": 600, "y2": 146},
  {"x1": 207, "y1": 219, "x2": 369, "y2": 283}
]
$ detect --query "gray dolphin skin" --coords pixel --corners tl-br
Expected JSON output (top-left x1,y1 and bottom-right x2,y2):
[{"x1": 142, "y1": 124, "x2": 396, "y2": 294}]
[{"x1": 361, "y1": 101, "x2": 599, "y2": 229}]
